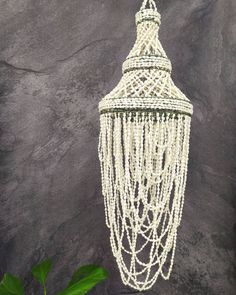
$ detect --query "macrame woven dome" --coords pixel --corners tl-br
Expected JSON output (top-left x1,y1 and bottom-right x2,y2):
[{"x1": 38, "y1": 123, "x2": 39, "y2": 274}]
[{"x1": 98, "y1": 0, "x2": 193, "y2": 291}]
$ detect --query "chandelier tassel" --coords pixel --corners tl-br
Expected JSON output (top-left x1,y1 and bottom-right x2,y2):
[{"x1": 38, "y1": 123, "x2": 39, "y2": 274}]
[{"x1": 98, "y1": 0, "x2": 193, "y2": 291}]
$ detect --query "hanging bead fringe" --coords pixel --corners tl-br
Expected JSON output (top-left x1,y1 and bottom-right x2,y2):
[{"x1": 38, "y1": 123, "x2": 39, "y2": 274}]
[{"x1": 99, "y1": 111, "x2": 191, "y2": 291}]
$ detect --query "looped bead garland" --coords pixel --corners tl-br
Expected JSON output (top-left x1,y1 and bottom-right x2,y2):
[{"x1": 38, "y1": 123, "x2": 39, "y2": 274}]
[{"x1": 98, "y1": 0, "x2": 193, "y2": 291}]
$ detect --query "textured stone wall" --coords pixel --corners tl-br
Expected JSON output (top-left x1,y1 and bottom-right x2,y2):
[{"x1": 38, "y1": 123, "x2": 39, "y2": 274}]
[{"x1": 0, "y1": 0, "x2": 235, "y2": 294}]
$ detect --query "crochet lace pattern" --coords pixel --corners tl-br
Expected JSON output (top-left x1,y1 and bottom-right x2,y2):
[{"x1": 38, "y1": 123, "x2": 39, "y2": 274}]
[{"x1": 98, "y1": 0, "x2": 193, "y2": 291}]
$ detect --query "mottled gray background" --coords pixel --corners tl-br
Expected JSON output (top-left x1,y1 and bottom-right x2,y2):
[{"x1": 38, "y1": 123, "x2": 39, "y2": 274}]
[{"x1": 0, "y1": 0, "x2": 235, "y2": 294}]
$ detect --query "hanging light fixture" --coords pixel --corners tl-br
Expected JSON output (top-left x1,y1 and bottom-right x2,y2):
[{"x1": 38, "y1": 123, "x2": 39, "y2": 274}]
[{"x1": 98, "y1": 0, "x2": 193, "y2": 291}]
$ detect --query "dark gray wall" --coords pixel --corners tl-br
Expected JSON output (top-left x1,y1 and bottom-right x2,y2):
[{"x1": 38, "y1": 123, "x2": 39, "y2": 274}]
[{"x1": 0, "y1": 0, "x2": 235, "y2": 294}]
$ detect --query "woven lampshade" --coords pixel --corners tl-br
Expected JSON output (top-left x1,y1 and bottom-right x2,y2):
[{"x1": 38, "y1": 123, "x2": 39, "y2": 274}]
[{"x1": 98, "y1": 0, "x2": 193, "y2": 291}]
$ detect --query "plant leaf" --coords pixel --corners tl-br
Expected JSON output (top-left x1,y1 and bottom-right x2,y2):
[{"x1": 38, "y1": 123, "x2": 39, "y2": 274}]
[
  {"x1": 32, "y1": 259, "x2": 52, "y2": 286},
  {"x1": 0, "y1": 273, "x2": 24, "y2": 295},
  {"x1": 68, "y1": 265, "x2": 102, "y2": 287},
  {"x1": 58, "y1": 265, "x2": 108, "y2": 295},
  {"x1": 0, "y1": 283, "x2": 12, "y2": 295}
]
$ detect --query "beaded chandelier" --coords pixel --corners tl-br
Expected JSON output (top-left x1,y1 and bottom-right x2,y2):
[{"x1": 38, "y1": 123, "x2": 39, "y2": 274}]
[{"x1": 98, "y1": 0, "x2": 193, "y2": 291}]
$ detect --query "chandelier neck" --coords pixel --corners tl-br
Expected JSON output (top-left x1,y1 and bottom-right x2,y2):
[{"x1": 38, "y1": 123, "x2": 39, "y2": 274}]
[{"x1": 123, "y1": 8, "x2": 166, "y2": 63}]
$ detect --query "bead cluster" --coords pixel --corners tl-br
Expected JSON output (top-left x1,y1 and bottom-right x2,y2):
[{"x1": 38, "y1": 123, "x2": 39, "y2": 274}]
[
  {"x1": 98, "y1": 0, "x2": 193, "y2": 291},
  {"x1": 99, "y1": 112, "x2": 191, "y2": 291}
]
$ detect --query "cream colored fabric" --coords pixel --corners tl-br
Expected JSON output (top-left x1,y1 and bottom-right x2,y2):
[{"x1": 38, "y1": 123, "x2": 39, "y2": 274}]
[{"x1": 98, "y1": 0, "x2": 193, "y2": 291}]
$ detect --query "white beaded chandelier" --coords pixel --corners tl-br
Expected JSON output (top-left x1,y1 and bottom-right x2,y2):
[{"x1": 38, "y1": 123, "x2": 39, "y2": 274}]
[{"x1": 98, "y1": 0, "x2": 193, "y2": 291}]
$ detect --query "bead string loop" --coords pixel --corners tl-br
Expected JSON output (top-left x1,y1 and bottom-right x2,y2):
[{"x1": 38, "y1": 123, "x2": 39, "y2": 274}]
[{"x1": 141, "y1": 0, "x2": 157, "y2": 11}]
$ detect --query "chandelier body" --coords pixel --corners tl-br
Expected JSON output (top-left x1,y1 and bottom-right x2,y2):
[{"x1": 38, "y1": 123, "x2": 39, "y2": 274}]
[{"x1": 98, "y1": 0, "x2": 193, "y2": 291}]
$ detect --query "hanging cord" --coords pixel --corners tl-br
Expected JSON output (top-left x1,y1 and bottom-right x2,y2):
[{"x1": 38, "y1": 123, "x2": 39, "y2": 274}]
[{"x1": 141, "y1": 0, "x2": 157, "y2": 10}]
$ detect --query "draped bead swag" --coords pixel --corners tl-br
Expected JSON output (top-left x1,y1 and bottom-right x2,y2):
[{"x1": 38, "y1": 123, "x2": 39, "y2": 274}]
[{"x1": 98, "y1": 0, "x2": 193, "y2": 291}]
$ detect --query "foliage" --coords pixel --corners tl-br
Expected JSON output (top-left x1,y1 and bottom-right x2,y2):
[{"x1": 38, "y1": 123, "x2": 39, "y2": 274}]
[{"x1": 0, "y1": 259, "x2": 108, "y2": 295}]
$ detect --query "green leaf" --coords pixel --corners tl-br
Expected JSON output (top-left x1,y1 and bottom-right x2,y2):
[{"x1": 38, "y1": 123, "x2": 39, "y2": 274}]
[
  {"x1": 58, "y1": 265, "x2": 108, "y2": 295},
  {"x1": 0, "y1": 273, "x2": 24, "y2": 295},
  {"x1": 68, "y1": 265, "x2": 102, "y2": 287},
  {"x1": 32, "y1": 259, "x2": 52, "y2": 287},
  {"x1": 0, "y1": 284, "x2": 12, "y2": 295}
]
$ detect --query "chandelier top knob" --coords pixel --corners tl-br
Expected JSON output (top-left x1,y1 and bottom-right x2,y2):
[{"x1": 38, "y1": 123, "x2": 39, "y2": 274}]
[{"x1": 136, "y1": 8, "x2": 161, "y2": 26}]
